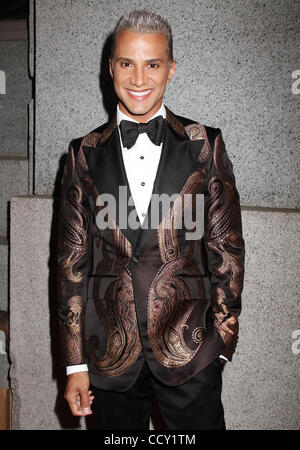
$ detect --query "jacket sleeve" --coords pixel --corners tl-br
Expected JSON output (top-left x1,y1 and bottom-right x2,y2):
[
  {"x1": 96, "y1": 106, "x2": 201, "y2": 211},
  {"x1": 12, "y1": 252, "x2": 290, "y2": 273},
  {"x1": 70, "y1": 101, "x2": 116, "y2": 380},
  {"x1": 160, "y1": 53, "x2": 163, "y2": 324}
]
[
  {"x1": 204, "y1": 129, "x2": 245, "y2": 360},
  {"x1": 56, "y1": 141, "x2": 91, "y2": 366}
]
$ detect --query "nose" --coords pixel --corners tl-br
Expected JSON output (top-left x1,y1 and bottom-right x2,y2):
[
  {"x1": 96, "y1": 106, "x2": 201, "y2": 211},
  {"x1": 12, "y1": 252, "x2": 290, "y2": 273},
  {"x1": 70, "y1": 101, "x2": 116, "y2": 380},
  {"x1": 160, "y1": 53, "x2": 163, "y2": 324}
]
[{"x1": 130, "y1": 66, "x2": 146, "y2": 87}]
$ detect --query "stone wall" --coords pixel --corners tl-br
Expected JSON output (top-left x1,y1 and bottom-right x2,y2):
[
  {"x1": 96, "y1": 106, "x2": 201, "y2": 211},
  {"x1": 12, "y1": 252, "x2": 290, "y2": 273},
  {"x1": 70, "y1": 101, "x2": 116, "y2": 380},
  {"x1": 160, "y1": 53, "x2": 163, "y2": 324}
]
[
  {"x1": 34, "y1": 0, "x2": 300, "y2": 209},
  {"x1": 0, "y1": 39, "x2": 31, "y2": 311},
  {"x1": 0, "y1": 24, "x2": 32, "y2": 395}
]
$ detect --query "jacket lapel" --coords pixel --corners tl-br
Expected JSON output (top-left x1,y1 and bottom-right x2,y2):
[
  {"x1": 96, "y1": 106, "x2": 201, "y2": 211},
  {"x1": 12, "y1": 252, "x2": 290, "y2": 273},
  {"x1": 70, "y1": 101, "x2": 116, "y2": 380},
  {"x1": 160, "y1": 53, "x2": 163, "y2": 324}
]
[
  {"x1": 82, "y1": 121, "x2": 141, "y2": 248},
  {"x1": 134, "y1": 111, "x2": 205, "y2": 253},
  {"x1": 81, "y1": 108, "x2": 205, "y2": 252}
]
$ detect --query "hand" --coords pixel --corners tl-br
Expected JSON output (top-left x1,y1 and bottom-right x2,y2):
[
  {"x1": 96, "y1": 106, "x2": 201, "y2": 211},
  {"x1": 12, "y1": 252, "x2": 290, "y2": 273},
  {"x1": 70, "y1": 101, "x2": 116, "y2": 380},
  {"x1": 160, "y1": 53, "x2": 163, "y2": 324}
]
[{"x1": 64, "y1": 371, "x2": 94, "y2": 416}]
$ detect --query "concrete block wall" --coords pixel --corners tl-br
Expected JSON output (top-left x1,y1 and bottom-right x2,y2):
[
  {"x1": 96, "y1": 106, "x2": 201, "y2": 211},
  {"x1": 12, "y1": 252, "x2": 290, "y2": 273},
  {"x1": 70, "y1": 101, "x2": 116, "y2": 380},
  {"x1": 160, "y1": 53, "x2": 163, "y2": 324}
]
[
  {"x1": 0, "y1": 38, "x2": 32, "y2": 312},
  {"x1": 0, "y1": 33, "x2": 32, "y2": 393},
  {"x1": 0, "y1": 41, "x2": 31, "y2": 156},
  {"x1": 0, "y1": 158, "x2": 29, "y2": 237},
  {"x1": 222, "y1": 209, "x2": 300, "y2": 429},
  {"x1": 0, "y1": 238, "x2": 8, "y2": 312},
  {"x1": 8, "y1": 0, "x2": 300, "y2": 429},
  {"x1": 34, "y1": 0, "x2": 300, "y2": 208},
  {"x1": 10, "y1": 197, "x2": 67, "y2": 430}
]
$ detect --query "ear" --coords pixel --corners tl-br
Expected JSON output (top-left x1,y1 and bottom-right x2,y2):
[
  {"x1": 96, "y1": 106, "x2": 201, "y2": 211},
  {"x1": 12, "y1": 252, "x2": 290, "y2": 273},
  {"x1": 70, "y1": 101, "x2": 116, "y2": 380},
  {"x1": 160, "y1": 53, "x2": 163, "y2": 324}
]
[
  {"x1": 167, "y1": 60, "x2": 177, "y2": 83},
  {"x1": 109, "y1": 58, "x2": 113, "y2": 78}
]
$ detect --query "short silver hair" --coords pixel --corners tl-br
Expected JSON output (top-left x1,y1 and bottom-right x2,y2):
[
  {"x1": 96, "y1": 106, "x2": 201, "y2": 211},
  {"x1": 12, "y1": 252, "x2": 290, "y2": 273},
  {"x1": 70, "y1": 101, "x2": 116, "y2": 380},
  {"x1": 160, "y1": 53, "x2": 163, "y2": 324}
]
[{"x1": 111, "y1": 10, "x2": 174, "y2": 62}]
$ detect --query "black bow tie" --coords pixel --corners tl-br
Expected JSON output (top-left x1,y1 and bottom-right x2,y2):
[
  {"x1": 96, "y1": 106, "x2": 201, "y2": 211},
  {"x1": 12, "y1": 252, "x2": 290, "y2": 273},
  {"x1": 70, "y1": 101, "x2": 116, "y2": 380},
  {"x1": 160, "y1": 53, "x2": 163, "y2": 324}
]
[{"x1": 119, "y1": 115, "x2": 165, "y2": 149}]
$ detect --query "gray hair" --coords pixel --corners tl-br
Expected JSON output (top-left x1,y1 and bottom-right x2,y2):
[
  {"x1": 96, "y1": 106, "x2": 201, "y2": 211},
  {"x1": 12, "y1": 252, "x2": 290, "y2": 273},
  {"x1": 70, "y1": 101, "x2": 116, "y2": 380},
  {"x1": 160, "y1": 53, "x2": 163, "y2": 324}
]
[{"x1": 111, "y1": 10, "x2": 174, "y2": 62}]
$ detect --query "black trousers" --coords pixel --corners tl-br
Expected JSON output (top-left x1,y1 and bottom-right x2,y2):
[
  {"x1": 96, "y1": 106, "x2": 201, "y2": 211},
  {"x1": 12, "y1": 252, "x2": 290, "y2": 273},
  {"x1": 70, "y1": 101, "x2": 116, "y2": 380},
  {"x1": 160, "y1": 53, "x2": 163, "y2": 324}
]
[{"x1": 91, "y1": 357, "x2": 225, "y2": 430}]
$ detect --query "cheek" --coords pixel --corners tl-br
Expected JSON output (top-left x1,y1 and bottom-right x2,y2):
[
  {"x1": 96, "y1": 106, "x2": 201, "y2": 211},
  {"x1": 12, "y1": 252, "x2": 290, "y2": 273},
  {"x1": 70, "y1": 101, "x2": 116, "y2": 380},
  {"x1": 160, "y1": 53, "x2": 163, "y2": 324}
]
[
  {"x1": 155, "y1": 74, "x2": 169, "y2": 91},
  {"x1": 113, "y1": 78, "x2": 126, "y2": 94},
  {"x1": 112, "y1": 69, "x2": 126, "y2": 84}
]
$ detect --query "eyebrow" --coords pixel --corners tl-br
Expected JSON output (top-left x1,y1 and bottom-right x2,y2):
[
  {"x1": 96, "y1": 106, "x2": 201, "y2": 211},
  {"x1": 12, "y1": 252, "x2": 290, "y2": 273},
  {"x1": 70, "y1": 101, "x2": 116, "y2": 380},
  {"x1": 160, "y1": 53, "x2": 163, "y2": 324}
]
[
  {"x1": 145, "y1": 58, "x2": 164, "y2": 63},
  {"x1": 115, "y1": 57, "x2": 164, "y2": 63}
]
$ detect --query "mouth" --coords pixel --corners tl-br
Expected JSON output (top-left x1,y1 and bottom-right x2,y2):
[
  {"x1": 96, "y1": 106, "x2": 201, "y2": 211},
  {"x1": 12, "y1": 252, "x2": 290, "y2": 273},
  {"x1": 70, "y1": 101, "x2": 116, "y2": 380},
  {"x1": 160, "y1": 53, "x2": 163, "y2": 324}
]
[{"x1": 127, "y1": 89, "x2": 153, "y2": 101}]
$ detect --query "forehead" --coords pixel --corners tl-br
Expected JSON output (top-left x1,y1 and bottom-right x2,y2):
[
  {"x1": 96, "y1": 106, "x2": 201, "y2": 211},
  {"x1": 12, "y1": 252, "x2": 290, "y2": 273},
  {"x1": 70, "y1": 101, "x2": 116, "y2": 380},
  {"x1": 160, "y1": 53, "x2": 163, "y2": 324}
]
[{"x1": 114, "y1": 30, "x2": 168, "y2": 58}]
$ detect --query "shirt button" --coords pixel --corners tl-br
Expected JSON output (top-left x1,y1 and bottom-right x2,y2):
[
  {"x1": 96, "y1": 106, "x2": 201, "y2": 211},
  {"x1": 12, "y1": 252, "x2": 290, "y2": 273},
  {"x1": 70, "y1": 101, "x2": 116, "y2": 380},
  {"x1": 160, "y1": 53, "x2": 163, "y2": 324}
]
[
  {"x1": 141, "y1": 182, "x2": 145, "y2": 186},
  {"x1": 142, "y1": 213, "x2": 145, "y2": 217},
  {"x1": 140, "y1": 155, "x2": 144, "y2": 159}
]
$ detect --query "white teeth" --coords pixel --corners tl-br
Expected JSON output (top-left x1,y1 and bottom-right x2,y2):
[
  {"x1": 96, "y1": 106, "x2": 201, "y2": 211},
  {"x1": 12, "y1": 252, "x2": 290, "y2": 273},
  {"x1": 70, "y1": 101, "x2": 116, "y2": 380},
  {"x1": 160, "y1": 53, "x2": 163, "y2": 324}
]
[{"x1": 128, "y1": 89, "x2": 151, "y2": 97}]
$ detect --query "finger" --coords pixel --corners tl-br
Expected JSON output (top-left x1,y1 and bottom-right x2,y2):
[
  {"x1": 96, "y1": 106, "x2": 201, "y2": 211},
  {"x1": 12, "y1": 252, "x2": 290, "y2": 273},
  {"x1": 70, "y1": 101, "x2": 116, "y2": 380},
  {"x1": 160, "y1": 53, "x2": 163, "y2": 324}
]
[
  {"x1": 223, "y1": 323, "x2": 235, "y2": 335},
  {"x1": 79, "y1": 389, "x2": 92, "y2": 415},
  {"x1": 67, "y1": 393, "x2": 86, "y2": 417},
  {"x1": 88, "y1": 390, "x2": 94, "y2": 405}
]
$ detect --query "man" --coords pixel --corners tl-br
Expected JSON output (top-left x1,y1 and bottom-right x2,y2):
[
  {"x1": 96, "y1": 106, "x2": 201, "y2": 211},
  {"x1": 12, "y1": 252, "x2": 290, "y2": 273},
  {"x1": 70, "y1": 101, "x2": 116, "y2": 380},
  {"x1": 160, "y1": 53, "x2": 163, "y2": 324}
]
[{"x1": 57, "y1": 10, "x2": 245, "y2": 430}]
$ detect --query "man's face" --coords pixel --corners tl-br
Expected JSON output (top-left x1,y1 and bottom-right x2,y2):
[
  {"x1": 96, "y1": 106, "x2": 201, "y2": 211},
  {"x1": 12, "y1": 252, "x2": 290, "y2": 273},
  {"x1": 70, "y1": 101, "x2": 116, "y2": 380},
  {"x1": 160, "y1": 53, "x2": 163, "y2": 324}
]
[{"x1": 109, "y1": 30, "x2": 176, "y2": 123}]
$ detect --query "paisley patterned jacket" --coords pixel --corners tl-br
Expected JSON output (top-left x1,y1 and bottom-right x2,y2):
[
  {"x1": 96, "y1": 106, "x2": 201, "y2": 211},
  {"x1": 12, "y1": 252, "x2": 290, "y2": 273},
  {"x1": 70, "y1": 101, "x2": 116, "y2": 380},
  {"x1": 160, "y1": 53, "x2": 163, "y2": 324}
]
[{"x1": 56, "y1": 107, "x2": 245, "y2": 391}]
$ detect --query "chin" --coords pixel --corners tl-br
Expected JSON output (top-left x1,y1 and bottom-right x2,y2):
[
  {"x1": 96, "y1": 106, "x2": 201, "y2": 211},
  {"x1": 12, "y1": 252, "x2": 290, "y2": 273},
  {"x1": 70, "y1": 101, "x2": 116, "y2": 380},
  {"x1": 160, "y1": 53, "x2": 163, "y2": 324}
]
[
  {"x1": 129, "y1": 106, "x2": 152, "y2": 116},
  {"x1": 128, "y1": 100, "x2": 161, "y2": 116},
  {"x1": 122, "y1": 103, "x2": 152, "y2": 117}
]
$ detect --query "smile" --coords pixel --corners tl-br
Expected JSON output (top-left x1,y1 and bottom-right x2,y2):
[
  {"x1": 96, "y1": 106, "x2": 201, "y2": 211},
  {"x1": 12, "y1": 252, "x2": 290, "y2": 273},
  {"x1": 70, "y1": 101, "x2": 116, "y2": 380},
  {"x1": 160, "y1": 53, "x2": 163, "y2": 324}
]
[{"x1": 127, "y1": 89, "x2": 152, "y2": 100}]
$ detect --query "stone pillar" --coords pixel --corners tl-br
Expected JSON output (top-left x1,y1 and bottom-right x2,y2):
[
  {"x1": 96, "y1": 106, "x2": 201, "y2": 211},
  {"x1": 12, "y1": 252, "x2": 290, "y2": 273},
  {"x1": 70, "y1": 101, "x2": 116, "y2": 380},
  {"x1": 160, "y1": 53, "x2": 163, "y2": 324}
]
[
  {"x1": 9, "y1": 196, "x2": 87, "y2": 429},
  {"x1": 222, "y1": 209, "x2": 300, "y2": 429}
]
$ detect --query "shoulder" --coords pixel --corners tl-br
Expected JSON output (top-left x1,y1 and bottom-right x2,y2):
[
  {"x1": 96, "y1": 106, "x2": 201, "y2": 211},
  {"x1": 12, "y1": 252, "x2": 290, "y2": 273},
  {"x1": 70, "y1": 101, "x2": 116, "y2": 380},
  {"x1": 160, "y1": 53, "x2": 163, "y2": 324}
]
[
  {"x1": 68, "y1": 119, "x2": 116, "y2": 156},
  {"x1": 173, "y1": 111, "x2": 221, "y2": 148}
]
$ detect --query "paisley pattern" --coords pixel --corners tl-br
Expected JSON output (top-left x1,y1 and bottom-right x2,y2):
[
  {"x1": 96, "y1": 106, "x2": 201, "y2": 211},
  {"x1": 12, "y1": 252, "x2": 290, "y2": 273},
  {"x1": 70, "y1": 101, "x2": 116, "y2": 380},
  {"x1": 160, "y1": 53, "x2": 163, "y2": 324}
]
[
  {"x1": 58, "y1": 182, "x2": 89, "y2": 283},
  {"x1": 89, "y1": 264, "x2": 142, "y2": 377},
  {"x1": 184, "y1": 123, "x2": 211, "y2": 163},
  {"x1": 148, "y1": 170, "x2": 208, "y2": 367},
  {"x1": 165, "y1": 107, "x2": 187, "y2": 138},
  {"x1": 57, "y1": 145, "x2": 90, "y2": 365},
  {"x1": 205, "y1": 132, "x2": 245, "y2": 357},
  {"x1": 81, "y1": 180, "x2": 141, "y2": 377},
  {"x1": 148, "y1": 257, "x2": 206, "y2": 367},
  {"x1": 148, "y1": 127, "x2": 244, "y2": 365},
  {"x1": 60, "y1": 295, "x2": 85, "y2": 365}
]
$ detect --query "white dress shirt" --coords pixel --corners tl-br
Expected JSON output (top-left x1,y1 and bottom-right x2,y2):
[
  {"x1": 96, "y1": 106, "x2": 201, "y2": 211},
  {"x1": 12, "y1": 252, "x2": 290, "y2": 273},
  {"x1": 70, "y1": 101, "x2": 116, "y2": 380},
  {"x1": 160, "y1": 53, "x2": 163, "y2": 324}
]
[
  {"x1": 66, "y1": 104, "x2": 227, "y2": 376},
  {"x1": 117, "y1": 103, "x2": 165, "y2": 223}
]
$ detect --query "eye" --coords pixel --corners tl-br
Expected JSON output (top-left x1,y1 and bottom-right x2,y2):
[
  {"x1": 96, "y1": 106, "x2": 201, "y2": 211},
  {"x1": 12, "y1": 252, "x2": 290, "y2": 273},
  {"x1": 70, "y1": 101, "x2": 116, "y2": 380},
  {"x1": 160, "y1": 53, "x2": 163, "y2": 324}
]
[
  {"x1": 121, "y1": 61, "x2": 132, "y2": 68},
  {"x1": 148, "y1": 63, "x2": 159, "y2": 69}
]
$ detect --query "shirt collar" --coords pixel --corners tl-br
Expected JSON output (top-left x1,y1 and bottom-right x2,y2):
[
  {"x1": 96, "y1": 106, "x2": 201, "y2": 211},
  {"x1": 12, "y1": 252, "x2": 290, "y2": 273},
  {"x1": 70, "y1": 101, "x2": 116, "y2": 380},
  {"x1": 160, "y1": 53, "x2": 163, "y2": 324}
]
[{"x1": 117, "y1": 103, "x2": 166, "y2": 126}]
